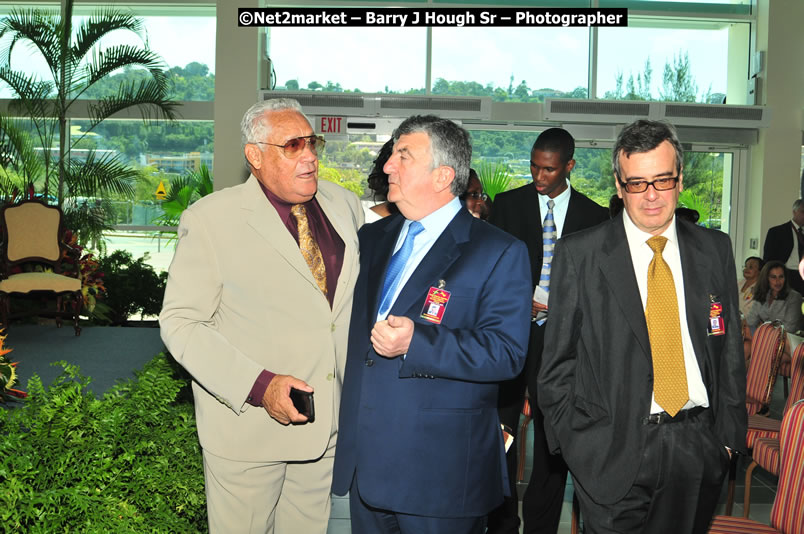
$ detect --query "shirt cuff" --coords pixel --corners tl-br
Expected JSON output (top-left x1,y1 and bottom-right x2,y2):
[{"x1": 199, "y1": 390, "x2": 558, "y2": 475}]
[{"x1": 246, "y1": 369, "x2": 275, "y2": 407}]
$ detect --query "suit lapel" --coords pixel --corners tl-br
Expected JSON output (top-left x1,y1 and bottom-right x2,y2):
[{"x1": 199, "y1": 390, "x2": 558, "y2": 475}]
[
  {"x1": 388, "y1": 210, "x2": 468, "y2": 317},
  {"x1": 599, "y1": 215, "x2": 652, "y2": 359},
  {"x1": 317, "y1": 185, "x2": 356, "y2": 317},
  {"x1": 241, "y1": 176, "x2": 314, "y2": 287},
  {"x1": 677, "y1": 220, "x2": 711, "y2": 373}
]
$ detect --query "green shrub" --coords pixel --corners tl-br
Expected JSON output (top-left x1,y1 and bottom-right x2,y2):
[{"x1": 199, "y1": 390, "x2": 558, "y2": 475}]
[
  {"x1": 95, "y1": 250, "x2": 168, "y2": 325},
  {"x1": 0, "y1": 353, "x2": 206, "y2": 532}
]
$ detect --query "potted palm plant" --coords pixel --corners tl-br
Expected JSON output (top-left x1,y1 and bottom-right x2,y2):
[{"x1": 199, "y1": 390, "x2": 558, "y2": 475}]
[{"x1": 0, "y1": 0, "x2": 178, "y2": 245}]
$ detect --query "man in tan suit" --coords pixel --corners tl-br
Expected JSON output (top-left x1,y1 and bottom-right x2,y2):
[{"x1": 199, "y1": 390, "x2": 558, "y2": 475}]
[{"x1": 160, "y1": 98, "x2": 363, "y2": 533}]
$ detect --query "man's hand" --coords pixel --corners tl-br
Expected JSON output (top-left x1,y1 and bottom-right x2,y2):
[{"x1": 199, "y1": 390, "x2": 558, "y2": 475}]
[
  {"x1": 532, "y1": 301, "x2": 548, "y2": 318},
  {"x1": 371, "y1": 315, "x2": 414, "y2": 358},
  {"x1": 262, "y1": 375, "x2": 313, "y2": 425}
]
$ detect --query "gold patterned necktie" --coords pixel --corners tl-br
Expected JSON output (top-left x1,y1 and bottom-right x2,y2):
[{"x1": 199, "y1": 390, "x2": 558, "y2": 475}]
[
  {"x1": 645, "y1": 235, "x2": 688, "y2": 416},
  {"x1": 291, "y1": 204, "x2": 327, "y2": 296}
]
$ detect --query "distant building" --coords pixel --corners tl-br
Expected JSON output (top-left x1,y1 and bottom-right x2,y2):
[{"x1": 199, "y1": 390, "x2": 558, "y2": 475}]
[{"x1": 146, "y1": 151, "x2": 213, "y2": 174}]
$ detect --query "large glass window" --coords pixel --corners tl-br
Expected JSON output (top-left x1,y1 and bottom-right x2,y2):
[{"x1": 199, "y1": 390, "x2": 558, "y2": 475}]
[
  {"x1": 268, "y1": 27, "x2": 427, "y2": 93},
  {"x1": 431, "y1": 27, "x2": 589, "y2": 100},
  {"x1": 597, "y1": 24, "x2": 732, "y2": 102}
]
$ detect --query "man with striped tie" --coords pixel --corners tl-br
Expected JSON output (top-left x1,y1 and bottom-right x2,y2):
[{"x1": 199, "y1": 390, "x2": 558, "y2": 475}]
[{"x1": 487, "y1": 128, "x2": 609, "y2": 534}]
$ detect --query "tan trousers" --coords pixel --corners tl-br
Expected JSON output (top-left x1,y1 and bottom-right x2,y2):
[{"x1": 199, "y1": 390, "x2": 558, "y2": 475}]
[{"x1": 202, "y1": 440, "x2": 335, "y2": 534}]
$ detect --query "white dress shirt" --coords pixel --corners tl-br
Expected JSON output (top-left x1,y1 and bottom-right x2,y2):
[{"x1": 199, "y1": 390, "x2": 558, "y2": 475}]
[
  {"x1": 377, "y1": 197, "x2": 462, "y2": 322},
  {"x1": 622, "y1": 210, "x2": 710, "y2": 414},
  {"x1": 785, "y1": 221, "x2": 802, "y2": 271}
]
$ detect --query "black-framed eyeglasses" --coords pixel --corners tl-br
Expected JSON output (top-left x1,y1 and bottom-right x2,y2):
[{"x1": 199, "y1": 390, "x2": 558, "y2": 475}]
[
  {"x1": 462, "y1": 191, "x2": 489, "y2": 201},
  {"x1": 255, "y1": 135, "x2": 326, "y2": 158},
  {"x1": 617, "y1": 176, "x2": 679, "y2": 194}
]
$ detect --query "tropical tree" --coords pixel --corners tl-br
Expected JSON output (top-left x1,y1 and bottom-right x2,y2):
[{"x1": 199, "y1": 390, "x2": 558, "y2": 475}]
[
  {"x1": 0, "y1": 0, "x2": 179, "y2": 210},
  {"x1": 153, "y1": 163, "x2": 213, "y2": 230}
]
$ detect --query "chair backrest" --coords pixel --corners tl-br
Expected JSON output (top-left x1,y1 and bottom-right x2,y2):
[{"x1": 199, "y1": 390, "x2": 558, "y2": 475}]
[
  {"x1": 745, "y1": 321, "x2": 786, "y2": 415},
  {"x1": 1, "y1": 201, "x2": 63, "y2": 264},
  {"x1": 785, "y1": 344, "x2": 804, "y2": 412},
  {"x1": 769, "y1": 399, "x2": 804, "y2": 534}
]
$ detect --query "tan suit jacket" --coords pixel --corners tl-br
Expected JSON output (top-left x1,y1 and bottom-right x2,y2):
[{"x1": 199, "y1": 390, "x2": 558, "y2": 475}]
[{"x1": 160, "y1": 175, "x2": 363, "y2": 462}]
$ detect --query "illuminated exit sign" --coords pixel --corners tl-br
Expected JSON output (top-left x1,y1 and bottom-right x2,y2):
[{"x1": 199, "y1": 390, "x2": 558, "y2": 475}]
[{"x1": 318, "y1": 116, "x2": 344, "y2": 134}]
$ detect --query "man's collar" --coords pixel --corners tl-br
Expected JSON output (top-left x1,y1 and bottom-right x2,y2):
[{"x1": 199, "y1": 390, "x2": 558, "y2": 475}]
[{"x1": 623, "y1": 207, "x2": 677, "y2": 246}]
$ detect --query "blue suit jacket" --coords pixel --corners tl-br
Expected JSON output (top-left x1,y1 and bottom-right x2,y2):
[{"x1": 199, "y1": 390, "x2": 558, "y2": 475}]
[{"x1": 332, "y1": 208, "x2": 532, "y2": 518}]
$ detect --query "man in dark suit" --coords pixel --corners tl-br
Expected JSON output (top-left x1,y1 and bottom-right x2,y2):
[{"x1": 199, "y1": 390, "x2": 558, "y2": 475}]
[
  {"x1": 538, "y1": 120, "x2": 747, "y2": 534},
  {"x1": 332, "y1": 115, "x2": 532, "y2": 534},
  {"x1": 763, "y1": 198, "x2": 804, "y2": 295},
  {"x1": 486, "y1": 128, "x2": 608, "y2": 534}
]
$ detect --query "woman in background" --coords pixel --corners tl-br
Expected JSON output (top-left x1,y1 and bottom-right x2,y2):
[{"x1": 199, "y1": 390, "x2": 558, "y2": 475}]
[
  {"x1": 738, "y1": 256, "x2": 763, "y2": 316},
  {"x1": 745, "y1": 260, "x2": 803, "y2": 365},
  {"x1": 364, "y1": 139, "x2": 397, "y2": 223}
]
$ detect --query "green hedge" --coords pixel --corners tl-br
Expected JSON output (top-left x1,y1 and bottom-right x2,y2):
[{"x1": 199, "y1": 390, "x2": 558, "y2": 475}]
[{"x1": 0, "y1": 354, "x2": 206, "y2": 532}]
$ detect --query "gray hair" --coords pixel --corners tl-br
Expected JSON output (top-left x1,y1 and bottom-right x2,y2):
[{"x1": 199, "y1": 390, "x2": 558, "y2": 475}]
[
  {"x1": 612, "y1": 120, "x2": 684, "y2": 180},
  {"x1": 793, "y1": 199, "x2": 803, "y2": 211},
  {"x1": 392, "y1": 115, "x2": 472, "y2": 196},
  {"x1": 240, "y1": 98, "x2": 309, "y2": 147}
]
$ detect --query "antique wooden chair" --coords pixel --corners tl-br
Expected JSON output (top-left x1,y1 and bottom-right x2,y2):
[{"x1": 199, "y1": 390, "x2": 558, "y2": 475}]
[
  {"x1": 725, "y1": 320, "x2": 786, "y2": 515},
  {"x1": 0, "y1": 200, "x2": 82, "y2": 336}
]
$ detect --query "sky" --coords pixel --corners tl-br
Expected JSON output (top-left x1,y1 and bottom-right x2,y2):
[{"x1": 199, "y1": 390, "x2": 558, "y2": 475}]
[{"x1": 1, "y1": 12, "x2": 731, "y2": 102}]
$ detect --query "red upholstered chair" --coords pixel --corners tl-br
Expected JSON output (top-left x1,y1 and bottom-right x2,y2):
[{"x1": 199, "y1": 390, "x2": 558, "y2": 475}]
[
  {"x1": 726, "y1": 321, "x2": 787, "y2": 514},
  {"x1": 709, "y1": 400, "x2": 804, "y2": 534},
  {"x1": 745, "y1": 322, "x2": 787, "y2": 416},
  {"x1": 741, "y1": 345, "x2": 804, "y2": 517}
]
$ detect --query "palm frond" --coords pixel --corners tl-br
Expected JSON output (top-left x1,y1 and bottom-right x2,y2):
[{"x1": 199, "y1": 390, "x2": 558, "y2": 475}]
[
  {"x1": 87, "y1": 78, "x2": 180, "y2": 128},
  {"x1": 72, "y1": 9, "x2": 144, "y2": 63},
  {"x1": 81, "y1": 44, "x2": 168, "y2": 92},
  {"x1": 477, "y1": 161, "x2": 512, "y2": 202},
  {"x1": 65, "y1": 151, "x2": 138, "y2": 199},
  {"x1": 0, "y1": 8, "x2": 64, "y2": 84},
  {"x1": 0, "y1": 113, "x2": 44, "y2": 187}
]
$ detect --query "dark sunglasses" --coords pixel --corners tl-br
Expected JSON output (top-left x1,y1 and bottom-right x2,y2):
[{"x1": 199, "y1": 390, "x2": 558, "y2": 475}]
[
  {"x1": 256, "y1": 135, "x2": 326, "y2": 158},
  {"x1": 617, "y1": 176, "x2": 679, "y2": 194}
]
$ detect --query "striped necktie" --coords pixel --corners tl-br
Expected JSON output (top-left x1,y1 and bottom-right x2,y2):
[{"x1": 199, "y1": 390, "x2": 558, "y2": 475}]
[{"x1": 539, "y1": 199, "x2": 557, "y2": 291}]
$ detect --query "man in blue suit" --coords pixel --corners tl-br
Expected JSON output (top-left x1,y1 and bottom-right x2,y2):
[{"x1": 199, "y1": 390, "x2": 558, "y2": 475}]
[{"x1": 332, "y1": 115, "x2": 532, "y2": 534}]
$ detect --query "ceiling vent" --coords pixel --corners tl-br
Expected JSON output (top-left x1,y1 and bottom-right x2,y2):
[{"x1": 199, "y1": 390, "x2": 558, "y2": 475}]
[
  {"x1": 260, "y1": 91, "x2": 491, "y2": 120},
  {"x1": 544, "y1": 98, "x2": 769, "y2": 129}
]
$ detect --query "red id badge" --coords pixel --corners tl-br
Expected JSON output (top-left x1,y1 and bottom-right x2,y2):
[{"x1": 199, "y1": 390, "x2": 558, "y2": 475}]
[
  {"x1": 708, "y1": 301, "x2": 725, "y2": 336},
  {"x1": 421, "y1": 287, "x2": 451, "y2": 324}
]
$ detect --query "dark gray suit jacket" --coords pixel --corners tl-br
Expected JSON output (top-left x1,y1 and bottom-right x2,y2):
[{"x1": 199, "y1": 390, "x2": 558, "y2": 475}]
[{"x1": 537, "y1": 214, "x2": 747, "y2": 504}]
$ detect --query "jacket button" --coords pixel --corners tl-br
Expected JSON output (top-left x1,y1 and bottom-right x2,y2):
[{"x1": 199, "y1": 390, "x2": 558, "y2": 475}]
[
  {"x1": 331, "y1": 323, "x2": 336, "y2": 332},
  {"x1": 365, "y1": 359, "x2": 374, "y2": 367}
]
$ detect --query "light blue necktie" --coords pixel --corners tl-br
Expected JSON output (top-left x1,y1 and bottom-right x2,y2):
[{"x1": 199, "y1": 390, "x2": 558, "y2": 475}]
[
  {"x1": 378, "y1": 221, "x2": 424, "y2": 316},
  {"x1": 536, "y1": 200, "x2": 556, "y2": 325}
]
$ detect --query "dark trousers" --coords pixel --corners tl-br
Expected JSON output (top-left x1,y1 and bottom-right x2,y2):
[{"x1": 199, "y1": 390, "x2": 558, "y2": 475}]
[
  {"x1": 349, "y1": 477, "x2": 486, "y2": 534},
  {"x1": 487, "y1": 324, "x2": 567, "y2": 534},
  {"x1": 573, "y1": 409, "x2": 730, "y2": 534}
]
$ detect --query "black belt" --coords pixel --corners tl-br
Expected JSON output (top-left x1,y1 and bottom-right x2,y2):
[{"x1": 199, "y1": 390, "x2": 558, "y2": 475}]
[{"x1": 642, "y1": 406, "x2": 707, "y2": 425}]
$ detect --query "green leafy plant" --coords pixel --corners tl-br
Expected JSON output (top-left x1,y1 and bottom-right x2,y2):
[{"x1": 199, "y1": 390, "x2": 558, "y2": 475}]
[
  {"x1": 0, "y1": 353, "x2": 206, "y2": 531},
  {"x1": 95, "y1": 250, "x2": 167, "y2": 325},
  {"x1": 154, "y1": 164, "x2": 213, "y2": 235},
  {"x1": 477, "y1": 161, "x2": 512, "y2": 202}
]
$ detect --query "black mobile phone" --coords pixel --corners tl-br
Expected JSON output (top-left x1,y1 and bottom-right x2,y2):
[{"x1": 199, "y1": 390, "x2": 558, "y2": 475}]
[{"x1": 289, "y1": 388, "x2": 315, "y2": 422}]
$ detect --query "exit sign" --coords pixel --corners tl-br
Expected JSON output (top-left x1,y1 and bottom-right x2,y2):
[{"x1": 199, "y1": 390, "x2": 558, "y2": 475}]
[{"x1": 318, "y1": 116, "x2": 344, "y2": 134}]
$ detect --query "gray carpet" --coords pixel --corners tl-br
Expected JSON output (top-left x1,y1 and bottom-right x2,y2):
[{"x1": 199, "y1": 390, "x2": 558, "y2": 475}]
[{"x1": 6, "y1": 324, "x2": 166, "y2": 396}]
